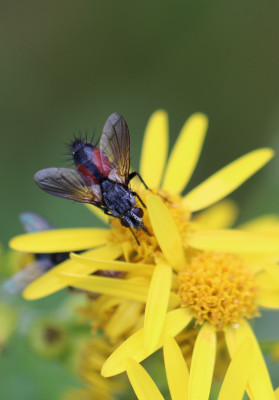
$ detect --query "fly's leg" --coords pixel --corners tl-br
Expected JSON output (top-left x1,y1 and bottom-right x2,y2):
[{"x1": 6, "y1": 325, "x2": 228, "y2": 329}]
[
  {"x1": 129, "y1": 171, "x2": 171, "y2": 204},
  {"x1": 90, "y1": 203, "x2": 111, "y2": 213},
  {"x1": 93, "y1": 203, "x2": 115, "y2": 217},
  {"x1": 128, "y1": 172, "x2": 151, "y2": 191},
  {"x1": 142, "y1": 223, "x2": 151, "y2": 236},
  {"x1": 132, "y1": 191, "x2": 146, "y2": 208},
  {"x1": 103, "y1": 209, "x2": 114, "y2": 217},
  {"x1": 128, "y1": 227, "x2": 140, "y2": 246}
]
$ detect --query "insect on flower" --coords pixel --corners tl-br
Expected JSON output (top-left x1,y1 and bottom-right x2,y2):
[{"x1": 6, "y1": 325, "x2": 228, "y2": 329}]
[
  {"x1": 4, "y1": 212, "x2": 69, "y2": 294},
  {"x1": 34, "y1": 113, "x2": 150, "y2": 244}
]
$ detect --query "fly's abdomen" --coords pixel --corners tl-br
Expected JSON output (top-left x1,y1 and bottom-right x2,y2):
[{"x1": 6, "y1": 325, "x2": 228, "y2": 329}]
[{"x1": 72, "y1": 140, "x2": 104, "y2": 183}]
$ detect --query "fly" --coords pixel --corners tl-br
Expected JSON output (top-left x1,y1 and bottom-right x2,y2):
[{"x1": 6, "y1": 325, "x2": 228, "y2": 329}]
[{"x1": 34, "y1": 113, "x2": 150, "y2": 244}]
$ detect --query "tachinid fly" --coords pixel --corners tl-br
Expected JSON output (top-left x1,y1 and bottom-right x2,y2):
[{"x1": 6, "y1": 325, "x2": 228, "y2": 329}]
[{"x1": 34, "y1": 113, "x2": 150, "y2": 244}]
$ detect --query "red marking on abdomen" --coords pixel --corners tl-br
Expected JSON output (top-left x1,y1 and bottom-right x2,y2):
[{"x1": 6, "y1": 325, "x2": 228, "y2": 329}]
[
  {"x1": 76, "y1": 164, "x2": 99, "y2": 184},
  {"x1": 92, "y1": 148, "x2": 113, "y2": 177}
]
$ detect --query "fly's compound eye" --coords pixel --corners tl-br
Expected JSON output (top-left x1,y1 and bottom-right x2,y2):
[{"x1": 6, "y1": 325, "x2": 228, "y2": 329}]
[
  {"x1": 133, "y1": 207, "x2": 144, "y2": 218},
  {"x1": 121, "y1": 216, "x2": 130, "y2": 227}
]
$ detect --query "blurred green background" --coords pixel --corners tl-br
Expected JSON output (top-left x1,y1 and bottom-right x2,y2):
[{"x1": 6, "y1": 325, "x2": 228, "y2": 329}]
[{"x1": 1, "y1": 1, "x2": 279, "y2": 399}]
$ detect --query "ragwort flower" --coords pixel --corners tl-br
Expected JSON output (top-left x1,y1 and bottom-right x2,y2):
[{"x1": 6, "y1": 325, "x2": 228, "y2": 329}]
[
  {"x1": 125, "y1": 332, "x2": 269, "y2": 400},
  {"x1": 9, "y1": 111, "x2": 279, "y2": 397},
  {"x1": 99, "y1": 195, "x2": 279, "y2": 399},
  {"x1": 62, "y1": 335, "x2": 124, "y2": 400},
  {"x1": 9, "y1": 110, "x2": 274, "y2": 300}
]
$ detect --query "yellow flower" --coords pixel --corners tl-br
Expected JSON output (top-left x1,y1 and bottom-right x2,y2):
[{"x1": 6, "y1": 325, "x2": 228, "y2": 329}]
[
  {"x1": 9, "y1": 111, "x2": 278, "y2": 398},
  {"x1": 9, "y1": 110, "x2": 274, "y2": 300},
  {"x1": 125, "y1": 332, "x2": 263, "y2": 400},
  {"x1": 62, "y1": 335, "x2": 124, "y2": 400},
  {"x1": 99, "y1": 197, "x2": 278, "y2": 399}
]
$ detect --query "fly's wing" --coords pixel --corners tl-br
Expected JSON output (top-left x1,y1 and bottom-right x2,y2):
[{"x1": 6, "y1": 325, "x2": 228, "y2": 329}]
[
  {"x1": 100, "y1": 112, "x2": 130, "y2": 184},
  {"x1": 19, "y1": 211, "x2": 54, "y2": 233},
  {"x1": 3, "y1": 259, "x2": 53, "y2": 294},
  {"x1": 34, "y1": 168, "x2": 102, "y2": 205}
]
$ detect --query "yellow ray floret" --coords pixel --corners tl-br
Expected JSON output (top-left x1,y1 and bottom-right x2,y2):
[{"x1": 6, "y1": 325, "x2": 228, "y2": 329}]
[
  {"x1": 188, "y1": 229, "x2": 279, "y2": 253},
  {"x1": 58, "y1": 273, "x2": 150, "y2": 303},
  {"x1": 163, "y1": 335, "x2": 189, "y2": 400},
  {"x1": 188, "y1": 323, "x2": 216, "y2": 400},
  {"x1": 193, "y1": 199, "x2": 239, "y2": 230},
  {"x1": 143, "y1": 260, "x2": 172, "y2": 353},
  {"x1": 225, "y1": 319, "x2": 275, "y2": 400},
  {"x1": 101, "y1": 308, "x2": 193, "y2": 377},
  {"x1": 218, "y1": 338, "x2": 253, "y2": 400},
  {"x1": 256, "y1": 271, "x2": 279, "y2": 309},
  {"x1": 146, "y1": 194, "x2": 185, "y2": 270},
  {"x1": 126, "y1": 358, "x2": 164, "y2": 400},
  {"x1": 70, "y1": 252, "x2": 155, "y2": 273},
  {"x1": 140, "y1": 110, "x2": 168, "y2": 189},
  {"x1": 183, "y1": 148, "x2": 274, "y2": 212},
  {"x1": 9, "y1": 228, "x2": 110, "y2": 253},
  {"x1": 104, "y1": 301, "x2": 144, "y2": 341},
  {"x1": 126, "y1": 334, "x2": 255, "y2": 400},
  {"x1": 162, "y1": 112, "x2": 208, "y2": 194},
  {"x1": 23, "y1": 245, "x2": 122, "y2": 300}
]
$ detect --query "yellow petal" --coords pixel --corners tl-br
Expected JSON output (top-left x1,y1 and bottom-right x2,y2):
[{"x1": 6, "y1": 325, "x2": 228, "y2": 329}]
[
  {"x1": 130, "y1": 314, "x2": 145, "y2": 335},
  {"x1": 9, "y1": 228, "x2": 109, "y2": 253},
  {"x1": 162, "y1": 113, "x2": 208, "y2": 194},
  {"x1": 238, "y1": 214, "x2": 279, "y2": 232},
  {"x1": 23, "y1": 245, "x2": 122, "y2": 300},
  {"x1": 241, "y1": 253, "x2": 279, "y2": 265},
  {"x1": 85, "y1": 203, "x2": 110, "y2": 224},
  {"x1": 194, "y1": 199, "x2": 238, "y2": 230},
  {"x1": 140, "y1": 110, "x2": 168, "y2": 189},
  {"x1": 144, "y1": 261, "x2": 172, "y2": 353},
  {"x1": 275, "y1": 388, "x2": 279, "y2": 400},
  {"x1": 122, "y1": 240, "x2": 133, "y2": 262},
  {"x1": 93, "y1": 295, "x2": 124, "y2": 319},
  {"x1": 70, "y1": 252, "x2": 155, "y2": 273},
  {"x1": 126, "y1": 358, "x2": 164, "y2": 400},
  {"x1": 188, "y1": 230, "x2": 279, "y2": 253},
  {"x1": 262, "y1": 263, "x2": 279, "y2": 283},
  {"x1": 105, "y1": 301, "x2": 143, "y2": 341},
  {"x1": 147, "y1": 194, "x2": 186, "y2": 270},
  {"x1": 241, "y1": 258, "x2": 266, "y2": 274},
  {"x1": 225, "y1": 320, "x2": 275, "y2": 400},
  {"x1": 218, "y1": 338, "x2": 253, "y2": 400},
  {"x1": 58, "y1": 274, "x2": 149, "y2": 302},
  {"x1": 101, "y1": 308, "x2": 192, "y2": 377},
  {"x1": 188, "y1": 323, "x2": 216, "y2": 400},
  {"x1": 256, "y1": 271, "x2": 279, "y2": 309},
  {"x1": 258, "y1": 293, "x2": 279, "y2": 309},
  {"x1": 168, "y1": 293, "x2": 181, "y2": 310},
  {"x1": 256, "y1": 271, "x2": 279, "y2": 291},
  {"x1": 183, "y1": 148, "x2": 274, "y2": 212},
  {"x1": 163, "y1": 336, "x2": 189, "y2": 400}
]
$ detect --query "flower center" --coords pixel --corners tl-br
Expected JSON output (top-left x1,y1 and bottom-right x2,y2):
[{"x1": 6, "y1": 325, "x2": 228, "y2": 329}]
[
  {"x1": 44, "y1": 326, "x2": 62, "y2": 344},
  {"x1": 178, "y1": 252, "x2": 259, "y2": 330}
]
